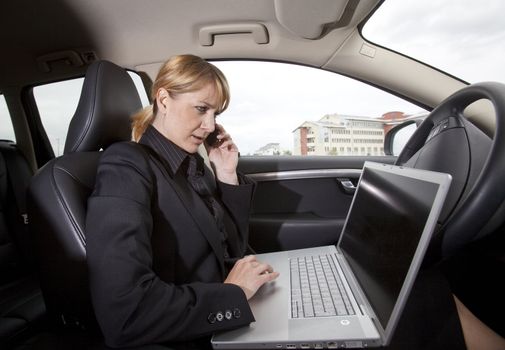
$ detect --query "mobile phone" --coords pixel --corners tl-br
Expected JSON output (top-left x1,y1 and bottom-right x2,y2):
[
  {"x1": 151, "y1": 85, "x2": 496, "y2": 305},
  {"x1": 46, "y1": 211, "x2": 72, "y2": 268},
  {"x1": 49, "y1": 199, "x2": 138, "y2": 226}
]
[{"x1": 205, "y1": 129, "x2": 220, "y2": 147}]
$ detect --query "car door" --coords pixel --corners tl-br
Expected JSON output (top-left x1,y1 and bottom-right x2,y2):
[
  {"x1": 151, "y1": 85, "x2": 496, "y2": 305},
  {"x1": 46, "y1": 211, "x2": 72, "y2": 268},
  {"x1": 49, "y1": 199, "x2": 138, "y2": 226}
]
[
  {"x1": 213, "y1": 60, "x2": 424, "y2": 253},
  {"x1": 239, "y1": 155, "x2": 395, "y2": 253}
]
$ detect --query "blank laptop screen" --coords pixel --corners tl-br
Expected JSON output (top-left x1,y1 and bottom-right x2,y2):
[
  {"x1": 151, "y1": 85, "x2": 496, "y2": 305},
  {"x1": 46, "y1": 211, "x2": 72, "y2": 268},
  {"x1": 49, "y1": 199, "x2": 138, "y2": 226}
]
[{"x1": 339, "y1": 166, "x2": 439, "y2": 329}]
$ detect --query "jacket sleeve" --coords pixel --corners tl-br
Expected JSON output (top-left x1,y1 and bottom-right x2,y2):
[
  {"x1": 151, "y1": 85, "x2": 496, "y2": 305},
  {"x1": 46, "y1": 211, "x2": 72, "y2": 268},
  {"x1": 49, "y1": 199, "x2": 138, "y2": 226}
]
[
  {"x1": 86, "y1": 142, "x2": 254, "y2": 348},
  {"x1": 216, "y1": 173, "x2": 255, "y2": 257}
]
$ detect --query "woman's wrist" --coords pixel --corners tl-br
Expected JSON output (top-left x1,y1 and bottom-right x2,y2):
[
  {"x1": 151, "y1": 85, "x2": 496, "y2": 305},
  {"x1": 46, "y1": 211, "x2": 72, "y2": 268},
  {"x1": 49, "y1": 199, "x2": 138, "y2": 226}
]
[{"x1": 216, "y1": 171, "x2": 239, "y2": 185}]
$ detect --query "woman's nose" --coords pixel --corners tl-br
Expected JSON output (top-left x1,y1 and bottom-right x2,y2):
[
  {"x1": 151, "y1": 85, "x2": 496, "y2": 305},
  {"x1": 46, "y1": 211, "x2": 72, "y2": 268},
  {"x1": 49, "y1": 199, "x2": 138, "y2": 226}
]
[{"x1": 201, "y1": 113, "x2": 215, "y2": 131}]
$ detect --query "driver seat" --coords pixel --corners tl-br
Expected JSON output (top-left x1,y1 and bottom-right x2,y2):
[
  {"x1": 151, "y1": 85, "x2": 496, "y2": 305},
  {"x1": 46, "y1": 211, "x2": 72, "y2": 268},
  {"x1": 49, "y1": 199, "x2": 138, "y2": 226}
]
[{"x1": 27, "y1": 60, "x2": 143, "y2": 328}]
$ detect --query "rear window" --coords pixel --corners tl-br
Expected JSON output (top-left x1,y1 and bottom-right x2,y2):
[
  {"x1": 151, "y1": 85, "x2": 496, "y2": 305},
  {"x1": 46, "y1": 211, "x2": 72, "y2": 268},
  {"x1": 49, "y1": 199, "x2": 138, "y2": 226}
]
[
  {"x1": 33, "y1": 78, "x2": 83, "y2": 156},
  {"x1": 0, "y1": 94, "x2": 15, "y2": 141}
]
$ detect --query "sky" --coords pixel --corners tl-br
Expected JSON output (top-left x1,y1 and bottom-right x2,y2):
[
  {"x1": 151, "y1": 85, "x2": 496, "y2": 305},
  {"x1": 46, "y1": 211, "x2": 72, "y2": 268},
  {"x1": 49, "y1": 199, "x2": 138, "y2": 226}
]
[
  {"x1": 363, "y1": 0, "x2": 505, "y2": 84},
  {"x1": 2, "y1": 0, "x2": 504, "y2": 155}
]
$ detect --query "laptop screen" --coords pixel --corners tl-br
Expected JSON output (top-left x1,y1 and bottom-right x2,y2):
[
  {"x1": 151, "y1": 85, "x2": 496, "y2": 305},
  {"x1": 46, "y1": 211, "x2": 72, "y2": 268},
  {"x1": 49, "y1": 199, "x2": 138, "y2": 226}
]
[{"x1": 339, "y1": 165, "x2": 440, "y2": 330}]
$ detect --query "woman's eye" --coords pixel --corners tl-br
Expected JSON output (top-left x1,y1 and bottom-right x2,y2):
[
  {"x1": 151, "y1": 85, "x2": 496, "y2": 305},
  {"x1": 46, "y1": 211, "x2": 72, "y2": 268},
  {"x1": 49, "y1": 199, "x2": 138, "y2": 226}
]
[{"x1": 195, "y1": 106, "x2": 208, "y2": 113}]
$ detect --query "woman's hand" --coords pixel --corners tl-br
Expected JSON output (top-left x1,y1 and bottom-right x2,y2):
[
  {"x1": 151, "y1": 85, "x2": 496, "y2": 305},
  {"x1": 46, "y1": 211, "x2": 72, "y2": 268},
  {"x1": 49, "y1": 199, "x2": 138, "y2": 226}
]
[
  {"x1": 224, "y1": 255, "x2": 280, "y2": 300},
  {"x1": 205, "y1": 124, "x2": 239, "y2": 185}
]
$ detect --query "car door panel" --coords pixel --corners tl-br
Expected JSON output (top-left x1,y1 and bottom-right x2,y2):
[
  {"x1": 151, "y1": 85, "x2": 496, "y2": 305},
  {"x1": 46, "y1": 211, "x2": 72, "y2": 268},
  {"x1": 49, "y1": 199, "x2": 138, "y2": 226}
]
[{"x1": 238, "y1": 156, "x2": 396, "y2": 253}]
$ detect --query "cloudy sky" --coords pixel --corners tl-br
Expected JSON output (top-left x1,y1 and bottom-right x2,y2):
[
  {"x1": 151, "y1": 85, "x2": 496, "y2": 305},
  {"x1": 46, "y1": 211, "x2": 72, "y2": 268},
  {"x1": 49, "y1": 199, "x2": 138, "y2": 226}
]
[
  {"x1": 362, "y1": 0, "x2": 505, "y2": 84},
  {"x1": 3, "y1": 0, "x2": 504, "y2": 155}
]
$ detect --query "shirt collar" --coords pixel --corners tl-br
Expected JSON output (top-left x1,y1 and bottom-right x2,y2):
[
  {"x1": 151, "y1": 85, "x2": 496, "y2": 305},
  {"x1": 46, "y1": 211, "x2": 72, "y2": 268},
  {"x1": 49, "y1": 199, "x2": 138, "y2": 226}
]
[{"x1": 140, "y1": 125, "x2": 189, "y2": 175}]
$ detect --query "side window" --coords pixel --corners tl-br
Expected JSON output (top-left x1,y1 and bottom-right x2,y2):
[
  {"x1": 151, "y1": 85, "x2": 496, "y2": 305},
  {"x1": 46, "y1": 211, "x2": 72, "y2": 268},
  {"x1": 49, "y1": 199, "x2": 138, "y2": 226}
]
[
  {"x1": 33, "y1": 71, "x2": 149, "y2": 156},
  {"x1": 212, "y1": 61, "x2": 426, "y2": 156},
  {"x1": 0, "y1": 94, "x2": 16, "y2": 141}
]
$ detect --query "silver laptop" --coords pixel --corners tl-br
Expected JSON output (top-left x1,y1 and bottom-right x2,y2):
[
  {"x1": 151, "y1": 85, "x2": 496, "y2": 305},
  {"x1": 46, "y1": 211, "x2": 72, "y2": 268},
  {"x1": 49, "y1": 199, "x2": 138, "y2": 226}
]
[{"x1": 212, "y1": 162, "x2": 452, "y2": 349}]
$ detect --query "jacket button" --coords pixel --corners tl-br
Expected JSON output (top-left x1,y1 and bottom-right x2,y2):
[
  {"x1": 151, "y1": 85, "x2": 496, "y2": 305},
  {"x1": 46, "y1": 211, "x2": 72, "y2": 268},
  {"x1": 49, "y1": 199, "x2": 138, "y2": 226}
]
[
  {"x1": 233, "y1": 308, "x2": 241, "y2": 319},
  {"x1": 216, "y1": 311, "x2": 224, "y2": 322},
  {"x1": 207, "y1": 313, "x2": 216, "y2": 324},
  {"x1": 225, "y1": 310, "x2": 232, "y2": 320}
]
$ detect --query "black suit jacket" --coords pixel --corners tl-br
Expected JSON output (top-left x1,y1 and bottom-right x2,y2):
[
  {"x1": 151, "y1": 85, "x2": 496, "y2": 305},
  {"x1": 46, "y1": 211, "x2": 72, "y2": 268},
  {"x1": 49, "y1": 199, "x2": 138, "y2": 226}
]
[{"x1": 85, "y1": 139, "x2": 255, "y2": 348}]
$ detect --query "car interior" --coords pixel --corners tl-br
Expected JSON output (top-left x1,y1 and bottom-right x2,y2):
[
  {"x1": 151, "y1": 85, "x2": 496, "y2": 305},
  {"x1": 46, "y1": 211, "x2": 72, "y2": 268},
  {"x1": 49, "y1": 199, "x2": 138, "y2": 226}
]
[{"x1": 1, "y1": 0, "x2": 504, "y2": 349}]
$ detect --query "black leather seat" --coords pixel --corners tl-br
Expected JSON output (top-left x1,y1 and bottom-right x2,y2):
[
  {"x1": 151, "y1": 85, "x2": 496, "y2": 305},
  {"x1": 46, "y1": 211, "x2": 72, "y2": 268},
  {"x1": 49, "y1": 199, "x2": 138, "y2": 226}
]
[
  {"x1": 0, "y1": 141, "x2": 46, "y2": 346},
  {"x1": 27, "y1": 60, "x2": 143, "y2": 329}
]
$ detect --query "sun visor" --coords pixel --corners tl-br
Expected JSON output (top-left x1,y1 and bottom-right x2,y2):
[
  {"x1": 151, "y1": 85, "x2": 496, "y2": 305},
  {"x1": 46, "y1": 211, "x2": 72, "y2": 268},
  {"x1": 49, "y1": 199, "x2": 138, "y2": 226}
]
[{"x1": 274, "y1": 0, "x2": 350, "y2": 39}]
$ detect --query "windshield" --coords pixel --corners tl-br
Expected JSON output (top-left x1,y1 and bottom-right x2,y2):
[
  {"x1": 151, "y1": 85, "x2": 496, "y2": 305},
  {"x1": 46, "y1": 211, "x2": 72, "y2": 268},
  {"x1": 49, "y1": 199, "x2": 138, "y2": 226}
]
[{"x1": 363, "y1": 0, "x2": 505, "y2": 84}]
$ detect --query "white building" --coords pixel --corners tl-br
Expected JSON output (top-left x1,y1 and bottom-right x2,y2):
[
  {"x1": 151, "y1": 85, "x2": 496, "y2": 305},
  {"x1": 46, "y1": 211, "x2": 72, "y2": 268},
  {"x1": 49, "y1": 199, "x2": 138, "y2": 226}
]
[{"x1": 293, "y1": 113, "x2": 385, "y2": 156}]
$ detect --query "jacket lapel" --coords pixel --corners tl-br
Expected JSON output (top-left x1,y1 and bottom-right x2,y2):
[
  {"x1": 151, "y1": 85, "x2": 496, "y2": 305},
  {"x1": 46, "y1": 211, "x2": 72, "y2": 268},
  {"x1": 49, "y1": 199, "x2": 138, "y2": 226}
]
[{"x1": 138, "y1": 139, "x2": 226, "y2": 278}]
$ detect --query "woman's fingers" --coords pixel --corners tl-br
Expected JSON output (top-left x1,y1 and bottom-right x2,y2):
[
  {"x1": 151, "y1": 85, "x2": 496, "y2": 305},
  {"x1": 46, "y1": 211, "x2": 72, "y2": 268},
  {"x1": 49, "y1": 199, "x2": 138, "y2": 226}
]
[
  {"x1": 213, "y1": 124, "x2": 237, "y2": 150},
  {"x1": 219, "y1": 139, "x2": 238, "y2": 152},
  {"x1": 217, "y1": 131, "x2": 231, "y2": 141},
  {"x1": 260, "y1": 270, "x2": 280, "y2": 283},
  {"x1": 224, "y1": 256, "x2": 280, "y2": 300},
  {"x1": 253, "y1": 262, "x2": 273, "y2": 274},
  {"x1": 242, "y1": 255, "x2": 256, "y2": 263},
  {"x1": 237, "y1": 256, "x2": 272, "y2": 273},
  {"x1": 215, "y1": 131, "x2": 237, "y2": 152}
]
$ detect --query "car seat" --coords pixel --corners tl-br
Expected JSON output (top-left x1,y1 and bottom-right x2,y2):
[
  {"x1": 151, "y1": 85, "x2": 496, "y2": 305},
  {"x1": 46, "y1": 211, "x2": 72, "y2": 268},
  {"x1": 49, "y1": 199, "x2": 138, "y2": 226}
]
[
  {"x1": 0, "y1": 141, "x2": 46, "y2": 346},
  {"x1": 27, "y1": 60, "x2": 142, "y2": 329}
]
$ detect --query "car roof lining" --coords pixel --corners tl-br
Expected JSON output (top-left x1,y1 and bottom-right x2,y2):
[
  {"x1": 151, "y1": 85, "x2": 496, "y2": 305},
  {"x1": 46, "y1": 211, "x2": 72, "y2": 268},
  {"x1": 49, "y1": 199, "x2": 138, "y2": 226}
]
[{"x1": 0, "y1": 0, "x2": 495, "y2": 137}]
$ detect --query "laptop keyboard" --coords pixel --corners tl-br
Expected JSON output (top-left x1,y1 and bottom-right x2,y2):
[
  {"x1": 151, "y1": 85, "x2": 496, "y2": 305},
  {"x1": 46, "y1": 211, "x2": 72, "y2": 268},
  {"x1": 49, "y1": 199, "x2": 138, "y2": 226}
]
[{"x1": 290, "y1": 254, "x2": 355, "y2": 318}]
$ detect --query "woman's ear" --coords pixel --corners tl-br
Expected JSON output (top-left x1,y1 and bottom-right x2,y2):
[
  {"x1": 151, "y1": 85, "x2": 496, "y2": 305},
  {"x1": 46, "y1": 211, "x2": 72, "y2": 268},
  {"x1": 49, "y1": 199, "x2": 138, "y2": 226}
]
[{"x1": 156, "y1": 88, "x2": 170, "y2": 113}]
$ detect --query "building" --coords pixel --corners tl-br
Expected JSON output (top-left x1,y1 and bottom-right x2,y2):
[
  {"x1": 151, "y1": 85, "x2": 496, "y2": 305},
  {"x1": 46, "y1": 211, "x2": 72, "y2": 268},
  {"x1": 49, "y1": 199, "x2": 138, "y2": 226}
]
[
  {"x1": 253, "y1": 142, "x2": 281, "y2": 156},
  {"x1": 292, "y1": 112, "x2": 423, "y2": 156},
  {"x1": 293, "y1": 113, "x2": 385, "y2": 156}
]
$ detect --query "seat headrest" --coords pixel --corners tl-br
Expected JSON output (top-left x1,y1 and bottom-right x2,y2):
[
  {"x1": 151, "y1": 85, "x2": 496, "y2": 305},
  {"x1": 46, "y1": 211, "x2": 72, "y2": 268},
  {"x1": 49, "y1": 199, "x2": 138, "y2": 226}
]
[{"x1": 64, "y1": 60, "x2": 143, "y2": 154}]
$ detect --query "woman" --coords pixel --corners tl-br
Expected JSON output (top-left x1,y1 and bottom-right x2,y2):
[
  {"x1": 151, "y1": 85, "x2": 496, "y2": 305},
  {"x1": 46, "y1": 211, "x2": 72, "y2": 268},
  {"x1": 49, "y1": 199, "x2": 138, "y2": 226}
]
[{"x1": 85, "y1": 54, "x2": 279, "y2": 348}]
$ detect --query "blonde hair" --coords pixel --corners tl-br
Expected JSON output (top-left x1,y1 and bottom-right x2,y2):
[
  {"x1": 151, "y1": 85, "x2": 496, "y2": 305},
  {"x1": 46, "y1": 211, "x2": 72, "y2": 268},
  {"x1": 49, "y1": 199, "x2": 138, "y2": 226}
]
[{"x1": 131, "y1": 54, "x2": 230, "y2": 141}]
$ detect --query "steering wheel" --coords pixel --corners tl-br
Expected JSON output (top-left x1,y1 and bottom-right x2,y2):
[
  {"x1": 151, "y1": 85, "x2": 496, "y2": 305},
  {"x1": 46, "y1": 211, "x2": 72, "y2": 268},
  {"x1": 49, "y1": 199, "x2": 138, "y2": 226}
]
[{"x1": 395, "y1": 82, "x2": 505, "y2": 260}]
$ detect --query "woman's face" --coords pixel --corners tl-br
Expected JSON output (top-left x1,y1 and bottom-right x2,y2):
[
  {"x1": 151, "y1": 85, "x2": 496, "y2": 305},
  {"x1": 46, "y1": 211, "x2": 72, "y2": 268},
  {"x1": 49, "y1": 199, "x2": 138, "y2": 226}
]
[{"x1": 153, "y1": 83, "x2": 219, "y2": 154}]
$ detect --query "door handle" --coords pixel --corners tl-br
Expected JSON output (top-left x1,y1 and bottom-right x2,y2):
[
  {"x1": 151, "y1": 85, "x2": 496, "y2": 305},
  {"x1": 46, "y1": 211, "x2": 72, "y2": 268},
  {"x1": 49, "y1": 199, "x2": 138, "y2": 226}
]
[{"x1": 336, "y1": 178, "x2": 356, "y2": 195}]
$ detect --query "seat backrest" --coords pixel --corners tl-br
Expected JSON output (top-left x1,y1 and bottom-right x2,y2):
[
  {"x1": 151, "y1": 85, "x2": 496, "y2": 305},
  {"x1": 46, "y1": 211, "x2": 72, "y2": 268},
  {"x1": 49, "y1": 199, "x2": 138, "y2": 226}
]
[
  {"x1": 27, "y1": 60, "x2": 142, "y2": 328},
  {"x1": 0, "y1": 141, "x2": 31, "y2": 282},
  {"x1": 0, "y1": 141, "x2": 48, "y2": 345}
]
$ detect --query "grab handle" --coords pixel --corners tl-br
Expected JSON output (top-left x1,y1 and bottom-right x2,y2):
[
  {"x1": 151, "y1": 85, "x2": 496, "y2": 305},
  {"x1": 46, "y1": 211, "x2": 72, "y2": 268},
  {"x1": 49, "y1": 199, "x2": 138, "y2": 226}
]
[{"x1": 199, "y1": 23, "x2": 269, "y2": 46}]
